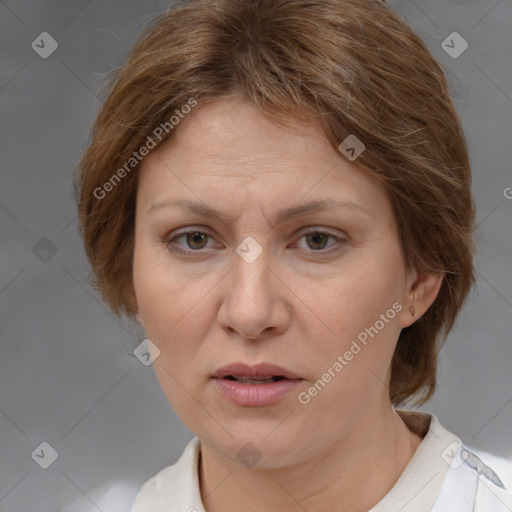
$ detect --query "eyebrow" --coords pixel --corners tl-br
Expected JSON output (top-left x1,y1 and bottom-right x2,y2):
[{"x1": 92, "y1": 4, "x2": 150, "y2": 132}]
[{"x1": 148, "y1": 198, "x2": 371, "y2": 225}]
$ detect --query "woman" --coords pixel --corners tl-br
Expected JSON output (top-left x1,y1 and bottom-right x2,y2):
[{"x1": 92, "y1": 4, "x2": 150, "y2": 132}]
[{"x1": 75, "y1": 0, "x2": 512, "y2": 510}]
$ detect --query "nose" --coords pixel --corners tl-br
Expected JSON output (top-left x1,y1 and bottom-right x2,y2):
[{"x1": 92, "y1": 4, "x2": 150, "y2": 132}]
[{"x1": 216, "y1": 246, "x2": 292, "y2": 341}]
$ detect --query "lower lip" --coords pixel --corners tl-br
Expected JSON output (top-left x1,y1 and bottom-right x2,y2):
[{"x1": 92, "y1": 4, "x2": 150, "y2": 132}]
[{"x1": 212, "y1": 378, "x2": 303, "y2": 407}]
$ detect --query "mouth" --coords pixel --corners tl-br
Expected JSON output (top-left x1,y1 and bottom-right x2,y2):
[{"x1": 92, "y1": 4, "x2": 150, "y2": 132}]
[
  {"x1": 211, "y1": 362, "x2": 303, "y2": 407},
  {"x1": 221, "y1": 375, "x2": 288, "y2": 384},
  {"x1": 211, "y1": 361, "x2": 302, "y2": 381}
]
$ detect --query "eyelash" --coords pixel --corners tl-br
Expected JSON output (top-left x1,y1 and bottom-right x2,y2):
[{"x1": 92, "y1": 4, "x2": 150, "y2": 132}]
[{"x1": 162, "y1": 228, "x2": 347, "y2": 257}]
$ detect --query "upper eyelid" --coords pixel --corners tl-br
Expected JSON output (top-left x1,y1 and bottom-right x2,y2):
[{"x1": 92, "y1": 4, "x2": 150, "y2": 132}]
[{"x1": 169, "y1": 226, "x2": 346, "y2": 240}]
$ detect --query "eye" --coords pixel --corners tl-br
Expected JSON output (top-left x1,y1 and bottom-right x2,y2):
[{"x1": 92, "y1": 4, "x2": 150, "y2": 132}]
[
  {"x1": 166, "y1": 230, "x2": 214, "y2": 253},
  {"x1": 293, "y1": 229, "x2": 346, "y2": 253},
  {"x1": 163, "y1": 228, "x2": 347, "y2": 256}
]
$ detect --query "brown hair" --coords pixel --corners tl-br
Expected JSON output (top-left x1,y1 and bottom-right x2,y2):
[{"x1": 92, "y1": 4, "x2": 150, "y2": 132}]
[{"x1": 74, "y1": 0, "x2": 476, "y2": 406}]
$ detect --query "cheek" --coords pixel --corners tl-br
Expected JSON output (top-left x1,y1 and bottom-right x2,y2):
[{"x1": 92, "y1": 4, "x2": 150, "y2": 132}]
[
  {"x1": 133, "y1": 248, "x2": 212, "y2": 418},
  {"x1": 133, "y1": 245, "x2": 207, "y2": 364},
  {"x1": 315, "y1": 256, "x2": 404, "y2": 343},
  {"x1": 134, "y1": 240, "x2": 199, "y2": 326},
  {"x1": 299, "y1": 250, "x2": 404, "y2": 400},
  {"x1": 299, "y1": 300, "x2": 401, "y2": 427}
]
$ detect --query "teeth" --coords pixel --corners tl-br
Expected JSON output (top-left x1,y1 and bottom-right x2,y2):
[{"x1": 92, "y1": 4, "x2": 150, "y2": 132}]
[{"x1": 227, "y1": 376, "x2": 281, "y2": 384}]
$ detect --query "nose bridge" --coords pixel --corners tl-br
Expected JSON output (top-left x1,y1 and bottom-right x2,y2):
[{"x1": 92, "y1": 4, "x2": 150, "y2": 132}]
[
  {"x1": 231, "y1": 235, "x2": 271, "y2": 303},
  {"x1": 217, "y1": 235, "x2": 284, "y2": 339}
]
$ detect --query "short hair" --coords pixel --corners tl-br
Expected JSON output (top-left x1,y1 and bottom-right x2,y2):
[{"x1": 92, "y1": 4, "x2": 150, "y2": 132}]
[{"x1": 74, "y1": 0, "x2": 476, "y2": 406}]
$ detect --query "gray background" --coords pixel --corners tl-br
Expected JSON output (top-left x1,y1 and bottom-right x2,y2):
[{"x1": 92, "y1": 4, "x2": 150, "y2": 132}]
[{"x1": 0, "y1": 0, "x2": 511, "y2": 510}]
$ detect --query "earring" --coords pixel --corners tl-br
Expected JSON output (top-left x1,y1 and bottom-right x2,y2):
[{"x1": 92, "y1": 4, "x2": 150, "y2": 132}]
[{"x1": 409, "y1": 304, "x2": 415, "y2": 316}]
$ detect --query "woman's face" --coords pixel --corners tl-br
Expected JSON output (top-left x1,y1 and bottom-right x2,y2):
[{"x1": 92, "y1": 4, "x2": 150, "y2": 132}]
[{"x1": 132, "y1": 95, "x2": 417, "y2": 467}]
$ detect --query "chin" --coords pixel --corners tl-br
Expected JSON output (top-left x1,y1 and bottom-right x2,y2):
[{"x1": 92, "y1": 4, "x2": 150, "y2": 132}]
[{"x1": 203, "y1": 422, "x2": 310, "y2": 468}]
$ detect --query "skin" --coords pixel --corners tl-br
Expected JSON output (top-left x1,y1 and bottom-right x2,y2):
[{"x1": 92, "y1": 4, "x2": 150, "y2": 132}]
[{"x1": 132, "y1": 94, "x2": 443, "y2": 512}]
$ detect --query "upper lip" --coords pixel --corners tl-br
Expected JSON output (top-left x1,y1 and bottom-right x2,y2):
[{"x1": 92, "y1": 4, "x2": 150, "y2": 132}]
[{"x1": 212, "y1": 362, "x2": 302, "y2": 380}]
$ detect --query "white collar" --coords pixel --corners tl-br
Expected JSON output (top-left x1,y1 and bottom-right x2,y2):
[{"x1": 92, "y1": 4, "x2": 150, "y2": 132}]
[
  {"x1": 369, "y1": 410, "x2": 458, "y2": 511},
  {"x1": 131, "y1": 434, "x2": 205, "y2": 511},
  {"x1": 131, "y1": 410, "x2": 511, "y2": 511}
]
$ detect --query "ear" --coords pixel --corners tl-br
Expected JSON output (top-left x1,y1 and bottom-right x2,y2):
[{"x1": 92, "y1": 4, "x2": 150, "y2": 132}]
[{"x1": 400, "y1": 270, "x2": 444, "y2": 329}]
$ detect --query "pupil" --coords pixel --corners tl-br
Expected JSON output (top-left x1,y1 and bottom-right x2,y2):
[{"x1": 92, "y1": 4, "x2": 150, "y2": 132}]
[
  {"x1": 187, "y1": 232, "x2": 207, "y2": 249},
  {"x1": 307, "y1": 232, "x2": 327, "y2": 250}
]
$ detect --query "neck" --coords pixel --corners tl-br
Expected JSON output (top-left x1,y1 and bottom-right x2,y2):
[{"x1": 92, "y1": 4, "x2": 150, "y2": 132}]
[{"x1": 199, "y1": 405, "x2": 424, "y2": 512}]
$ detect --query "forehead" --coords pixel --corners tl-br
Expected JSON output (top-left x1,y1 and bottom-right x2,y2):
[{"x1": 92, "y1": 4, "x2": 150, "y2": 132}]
[
  {"x1": 149, "y1": 96, "x2": 330, "y2": 169},
  {"x1": 136, "y1": 96, "x2": 391, "y2": 223}
]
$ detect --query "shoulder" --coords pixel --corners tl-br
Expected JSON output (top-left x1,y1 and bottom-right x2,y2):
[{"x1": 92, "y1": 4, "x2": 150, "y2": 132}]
[
  {"x1": 395, "y1": 410, "x2": 512, "y2": 512},
  {"x1": 433, "y1": 444, "x2": 512, "y2": 511},
  {"x1": 131, "y1": 437, "x2": 203, "y2": 512}
]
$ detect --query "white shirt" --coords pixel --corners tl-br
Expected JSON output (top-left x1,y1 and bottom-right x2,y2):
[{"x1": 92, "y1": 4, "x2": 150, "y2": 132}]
[{"x1": 131, "y1": 411, "x2": 512, "y2": 511}]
